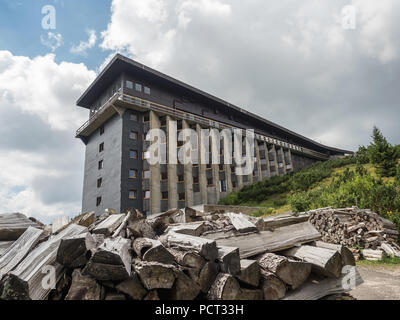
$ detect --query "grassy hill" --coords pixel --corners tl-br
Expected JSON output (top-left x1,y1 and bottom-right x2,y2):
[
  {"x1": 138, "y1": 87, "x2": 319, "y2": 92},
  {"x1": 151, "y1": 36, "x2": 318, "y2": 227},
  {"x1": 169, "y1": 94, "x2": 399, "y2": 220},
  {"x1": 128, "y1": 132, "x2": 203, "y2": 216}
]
[{"x1": 218, "y1": 156, "x2": 400, "y2": 234}]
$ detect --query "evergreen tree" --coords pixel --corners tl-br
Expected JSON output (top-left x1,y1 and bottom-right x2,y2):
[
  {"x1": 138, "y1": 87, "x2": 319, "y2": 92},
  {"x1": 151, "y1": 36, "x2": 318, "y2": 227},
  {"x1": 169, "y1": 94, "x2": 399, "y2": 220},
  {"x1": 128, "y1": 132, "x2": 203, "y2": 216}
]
[{"x1": 368, "y1": 127, "x2": 399, "y2": 177}]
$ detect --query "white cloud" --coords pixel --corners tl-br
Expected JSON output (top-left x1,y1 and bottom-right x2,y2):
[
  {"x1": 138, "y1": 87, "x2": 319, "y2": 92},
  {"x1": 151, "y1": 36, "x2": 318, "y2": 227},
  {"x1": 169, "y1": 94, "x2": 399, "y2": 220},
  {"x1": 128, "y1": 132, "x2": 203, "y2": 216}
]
[
  {"x1": 99, "y1": 0, "x2": 400, "y2": 151},
  {"x1": 40, "y1": 32, "x2": 63, "y2": 52},
  {"x1": 71, "y1": 29, "x2": 98, "y2": 55},
  {"x1": 0, "y1": 51, "x2": 95, "y2": 222}
]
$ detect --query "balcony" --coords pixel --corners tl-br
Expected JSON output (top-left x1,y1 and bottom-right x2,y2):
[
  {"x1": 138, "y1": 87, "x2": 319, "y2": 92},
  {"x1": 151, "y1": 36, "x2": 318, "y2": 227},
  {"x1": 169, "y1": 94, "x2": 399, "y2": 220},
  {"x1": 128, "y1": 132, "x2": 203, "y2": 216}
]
[{"x1": 75, "y1": 93, "x2": 330, "y2": 161}]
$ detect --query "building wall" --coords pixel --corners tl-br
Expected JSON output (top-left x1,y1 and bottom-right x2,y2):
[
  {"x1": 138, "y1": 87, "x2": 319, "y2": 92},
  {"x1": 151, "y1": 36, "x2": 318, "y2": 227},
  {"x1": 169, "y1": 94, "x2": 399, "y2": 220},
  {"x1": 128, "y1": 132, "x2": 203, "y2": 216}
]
[
  {"x1": 82, "y1": 113, "x2": 123, "y2": 215},
  {"x1": 291, "y1": 152, "x2": 317, "y2": 171}
]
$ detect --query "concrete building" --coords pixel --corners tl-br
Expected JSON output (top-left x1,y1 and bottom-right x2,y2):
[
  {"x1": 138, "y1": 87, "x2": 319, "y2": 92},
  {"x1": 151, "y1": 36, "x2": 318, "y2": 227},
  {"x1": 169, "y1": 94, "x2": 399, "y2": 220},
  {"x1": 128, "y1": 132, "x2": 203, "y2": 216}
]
[{"x1": 76, "y1": 54, "x2": 351, "y2": 216}]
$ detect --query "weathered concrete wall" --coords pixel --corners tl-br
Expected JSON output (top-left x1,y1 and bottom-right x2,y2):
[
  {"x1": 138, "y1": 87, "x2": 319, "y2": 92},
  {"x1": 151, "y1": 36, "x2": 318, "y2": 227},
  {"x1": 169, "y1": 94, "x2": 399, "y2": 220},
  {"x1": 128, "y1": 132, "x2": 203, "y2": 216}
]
[{"x1": 82, "y1": 113, "x2": 123, "y2": 216}]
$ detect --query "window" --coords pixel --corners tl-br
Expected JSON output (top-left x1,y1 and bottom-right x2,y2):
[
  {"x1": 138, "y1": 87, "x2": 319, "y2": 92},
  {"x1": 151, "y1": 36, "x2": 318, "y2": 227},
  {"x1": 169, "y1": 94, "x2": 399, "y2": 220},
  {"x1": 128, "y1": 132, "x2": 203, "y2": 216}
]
[
  {"x1": 97, "y1": 178, "x2": 102, "y2": 188},
  {"x1": 135, "y1": 83, "x2": 142, "y2": 92},
  {"x1": 129, "y1": 169, "x2": 138, "y2": 179},
  {"x1": 161, "y1": 172, "x2": 168, "y2": 181},
  {"x1": 96, "y1": 197, "x2": 102, "y2": 207},
  {"x1": 219, "y1": 164, "x2": 224, "y2": 171},
  {"x1": 144, "y1": 86, "x2": 151, "y2": 95},
  {"x1": 143, "y1": 191, "x2": 151, "y2": 199},
  {"x1": 98, "y1": 160, "x2": 104, "y2": 170},
  {"x1": 232, "y1": 181, "x2": 237, "y2": 188},
  {"x1": 143, "y1": 114, "x2": 150, "y2": 122},
  {"x1": 130, "y1": 112, "x2": 138, "y2": 121},
  {"x1": 162, "y1": 192, "x2": 168, "y2": 200},
  {"x1": 178, "y1": 193, "x2": 185, "y2": 201},
  {"x1": 143, "y1": 170, "x2": 151, "y2": 179},
  {"x1": 130, "y1": 131, "x2": 138, "y2": 140},
  {"x1": 220, "y1": 180, "x2": 227, "y2": 192},
  {"x1": 193, "y1": 176, "x2": 199, "y2": 184},
  {"x1": 207, "y1": 178, "x2": 213, "y2": 186},
  {"x1": 100, "y1": 126, "x2": 105, "y2": 135},
  {"x1": 178, "y1": 175, "x2": 184, "y2": 182},
  {"x1": 130, "y1": 150, "x2": 138, "y2": 159},
  {"x1": 126, "y1": 81, "x2": 133, "y2": 89},
  {"x1": 129, "y1": 190, "x2": 137, "y2": 199},
  {"x1": 206, "y1": 164, "x2": 212, "y2": 170},
  {"x1": 99, "y1": 142, "x2": 104, "y2": 153}
]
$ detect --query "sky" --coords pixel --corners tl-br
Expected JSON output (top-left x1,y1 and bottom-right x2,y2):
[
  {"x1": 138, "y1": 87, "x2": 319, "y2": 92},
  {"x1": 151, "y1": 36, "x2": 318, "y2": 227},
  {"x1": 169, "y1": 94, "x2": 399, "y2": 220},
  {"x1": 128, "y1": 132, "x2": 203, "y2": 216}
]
[{"x1": 0, "y1": 0, "x2": 399, "y2": 223}]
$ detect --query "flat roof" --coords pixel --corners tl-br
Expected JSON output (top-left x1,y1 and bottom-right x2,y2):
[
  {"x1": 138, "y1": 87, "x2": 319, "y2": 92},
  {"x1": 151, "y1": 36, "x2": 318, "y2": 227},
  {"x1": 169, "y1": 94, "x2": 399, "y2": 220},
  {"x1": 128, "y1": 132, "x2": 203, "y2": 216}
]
[{"x1": 77, "y1": 54, "x2": 352, "y2": 155}]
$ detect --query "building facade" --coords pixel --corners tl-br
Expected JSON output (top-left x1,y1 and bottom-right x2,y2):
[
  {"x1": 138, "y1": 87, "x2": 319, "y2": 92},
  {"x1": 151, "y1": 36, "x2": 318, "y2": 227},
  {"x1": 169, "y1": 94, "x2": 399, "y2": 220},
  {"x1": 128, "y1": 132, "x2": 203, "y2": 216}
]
[{"x1": 76, "y1": 54, "x2": 351, "y2": 216}]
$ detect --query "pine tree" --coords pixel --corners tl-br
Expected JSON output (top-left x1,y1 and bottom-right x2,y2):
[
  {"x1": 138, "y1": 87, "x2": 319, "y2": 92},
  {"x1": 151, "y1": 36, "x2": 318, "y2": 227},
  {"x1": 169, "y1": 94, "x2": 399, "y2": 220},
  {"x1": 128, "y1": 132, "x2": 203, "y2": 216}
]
[{"x1": 368, "y1": 127, "x2": 399, "y2": 177}]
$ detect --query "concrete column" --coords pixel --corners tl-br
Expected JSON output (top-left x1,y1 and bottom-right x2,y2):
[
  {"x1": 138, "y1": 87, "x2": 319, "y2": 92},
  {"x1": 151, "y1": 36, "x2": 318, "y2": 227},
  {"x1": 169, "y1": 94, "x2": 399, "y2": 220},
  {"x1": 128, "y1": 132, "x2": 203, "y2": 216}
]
[
  {"x1": 183, "y1": 120, "x2": 194, "y2": 207},
  {"x1": 287, "y1": 149, "x2": 293, "y2": 172},
  {"x1": 255, "y1": 141, "x2": 262, "y2": 182},
  {"x1": 281, "y1": 147, "x2": 287, "y2": 175},
  {"x1": 167, "y1": 116, "x2": 178, "y2": 209},
  {"x1": 234, "y1": 135, "x2": 244, "y2": 189},
  {"x1": 223, "y1": 131, "x2": 233, "y2": 193},
  {"x1": 196, "y1": 124, "x2": 208, "y2": 204},
  {"x1": 265, "y1": 142, "x2": 271, "y2": 179},
  {"x1": 150, "y1": 111, "x2": 161, "y2": 214},
  {"x1": 211, "y1": 129, "x2": 220, "y2": 203},
  {"x1": 272, "y1": 144, "x2": 279, "y2": 176}
]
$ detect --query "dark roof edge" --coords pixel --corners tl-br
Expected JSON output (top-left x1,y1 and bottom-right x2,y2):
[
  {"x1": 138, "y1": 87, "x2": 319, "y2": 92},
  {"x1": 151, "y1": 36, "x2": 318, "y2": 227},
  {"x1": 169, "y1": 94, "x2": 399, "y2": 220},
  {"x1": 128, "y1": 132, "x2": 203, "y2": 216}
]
[{"x1": 76, "y1": 54, "x2": 353, "y2": 155}]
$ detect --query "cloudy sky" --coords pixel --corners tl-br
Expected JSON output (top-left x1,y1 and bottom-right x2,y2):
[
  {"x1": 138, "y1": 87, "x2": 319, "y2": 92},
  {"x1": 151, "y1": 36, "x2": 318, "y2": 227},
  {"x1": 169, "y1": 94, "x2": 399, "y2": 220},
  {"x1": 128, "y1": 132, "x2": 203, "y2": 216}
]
[{"x1": 0, "y1": 0, "x2": 399, "y2": 222}]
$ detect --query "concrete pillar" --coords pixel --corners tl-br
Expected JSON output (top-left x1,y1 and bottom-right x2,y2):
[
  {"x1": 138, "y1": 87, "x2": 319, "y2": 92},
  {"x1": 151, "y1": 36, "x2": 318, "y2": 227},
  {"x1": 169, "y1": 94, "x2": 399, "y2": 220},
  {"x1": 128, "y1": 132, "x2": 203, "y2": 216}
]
[
  {"x1": 281, "y1": 147, "x2": 287, "y2": 175},
  {"x1": 223, "y1": 131, "x2": 233, "y2": 193},
  {"x1": 196, "y1": 124, "x2": 208, "y2": 204},
  {"x1": 211, "y1": 129, "x2": 220, "y2": 203},
  {"x1": 183, "y1": 120, "x2": 194, "y2": 207},
  {"x1": 234, "y1": 134, "x2": 244, "y2": 189},
  {"x1": 255, "y1": 141, "x2": 262, "y2": 182},
  {"x1": 265, "y1": 142, "x2": 271, "y2": 179},
  {"x1": 150, "y1": 111, "x2": 161, "y2": 214},
  {"x1": 167, "y1": 116, "x2": 178, "y2": 209},
  {"x1": 287, "y1": 148, "x2": 293, "y2": 172},
  {"x1": 272, "y1": 144, "x2": 279, "y2": 176}
]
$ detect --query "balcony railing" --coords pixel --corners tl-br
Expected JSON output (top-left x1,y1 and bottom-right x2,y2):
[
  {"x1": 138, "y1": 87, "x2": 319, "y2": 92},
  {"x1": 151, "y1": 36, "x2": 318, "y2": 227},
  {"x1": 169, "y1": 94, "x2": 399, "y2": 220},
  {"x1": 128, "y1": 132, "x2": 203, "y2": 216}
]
[{"x1": 76, "y1": 92, "x2": 330, "y2": 160}]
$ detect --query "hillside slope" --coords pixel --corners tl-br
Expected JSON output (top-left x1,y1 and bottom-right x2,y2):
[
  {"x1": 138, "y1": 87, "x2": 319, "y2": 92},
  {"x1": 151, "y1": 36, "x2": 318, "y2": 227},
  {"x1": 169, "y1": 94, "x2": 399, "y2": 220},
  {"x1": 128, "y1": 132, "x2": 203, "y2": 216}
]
[{"x1": 219, "y1": 156, "x2": 400, "y2": 235}]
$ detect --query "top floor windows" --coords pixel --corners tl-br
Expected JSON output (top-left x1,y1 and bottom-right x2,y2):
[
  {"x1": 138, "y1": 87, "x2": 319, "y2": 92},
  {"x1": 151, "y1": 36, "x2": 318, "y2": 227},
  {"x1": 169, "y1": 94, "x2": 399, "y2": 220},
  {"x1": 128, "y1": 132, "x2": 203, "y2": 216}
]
[
  {"x1": 130, "y1": 112, "x2": 138, "y2": 121},
  {"x1": 135, "y1": 83, "x2": 142, "y2": 92},
  {"x1": 126, "y1": 81, "x2": 133, "y2": 89},
  {"x1": 100, "y1": 126, "x2": 105, "y2": 136},
  {"x1": 144, "y1": 86, "x2": 151, "y2": 95}
]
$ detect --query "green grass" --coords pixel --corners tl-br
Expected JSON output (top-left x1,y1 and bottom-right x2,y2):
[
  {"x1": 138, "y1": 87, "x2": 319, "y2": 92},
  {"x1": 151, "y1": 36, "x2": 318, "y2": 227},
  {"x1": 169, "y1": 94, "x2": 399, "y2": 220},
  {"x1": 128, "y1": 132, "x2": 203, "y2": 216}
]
[{"x1": 357, "y1": 257, "x2": 400, "y2": 267}]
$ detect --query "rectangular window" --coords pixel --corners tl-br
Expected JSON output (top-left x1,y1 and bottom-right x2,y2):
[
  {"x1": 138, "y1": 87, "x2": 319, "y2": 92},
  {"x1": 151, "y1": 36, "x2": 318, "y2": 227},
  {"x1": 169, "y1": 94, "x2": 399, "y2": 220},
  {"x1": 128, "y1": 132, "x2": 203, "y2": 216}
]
[
  {"x1": 207, "y1": 178, "x2": 213, "y2": 186},
  {"x1": 143, "y1": 190, "x2": 151, "y2": 199},
  {"x1": 98, "y1": 160, "x2": 103, "y2": 170},
  {"x1": 143, "y1": 114, "x2": 150, "y2": 122},
  {"x1": 162, "y1": 191, "x2": 168, "y2": 200},
  {"x1": 126, "y1": 80, "x2": 133, "y2": 89},
  {"x1": 96, "y1": 197, "x2": 102, "y2": 207},
  {"x1": 219, "y1": 164, "x2": 224, "y2": 171},
  {"x1": 178, "y1": 193, "x2": 185, "y2": 201},
  {"x1": 130, "y1": 112, "x2": 138, "y2": 121},
  {"x1": 206, "y1": 164, "x2": 212, "y2": 170},
  {"x1": 220, "y1": 180, "x2": 227, "y2": 192},
  {"x1": 130, "y1": 150, "x2": 138, "y2": 159},
  {"x1": 100, "y1": 126, "x2": 105, "y2": 136},
  {"x1": 130, "y1": 131, "x2": 138, "y2": 140},
  {"x1": 144, "y1": 86, "x2": 151, "y2": 95},
  {"x1": 193, "y1": 176, "x2": 199, "y2": 184},
  {"x1": 143, "y1": 170, "x2": 151, "y2": 179},
  {"x1": 178, "y1": 175, "x2": 184, "y2": 182},
  {"x1": 97, "y1": 178, "x2": 102, "y2": 188},
  {"x1": 161, "y1": 172, "x2": 168, "y2": 181},
  {"x1": 129, "y1": 169, "x2": 138, "y2": 179},
  {"x1": 99, "y1": 142, "x2": 104, "y2": 153},
  {"x1": 129, "y1": 190, "x2": 137, "y2": 199},
  {"x1": 135, "y1": 83, "x2": 142, "y2": 92}
]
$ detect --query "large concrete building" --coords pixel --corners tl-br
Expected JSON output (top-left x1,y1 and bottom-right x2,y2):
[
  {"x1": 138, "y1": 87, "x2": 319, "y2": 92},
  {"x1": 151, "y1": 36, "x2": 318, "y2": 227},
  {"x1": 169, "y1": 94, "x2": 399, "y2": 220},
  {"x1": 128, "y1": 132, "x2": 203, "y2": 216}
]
[{"x1": 76, "y1": 54, "x2": 351, "y2": 216}]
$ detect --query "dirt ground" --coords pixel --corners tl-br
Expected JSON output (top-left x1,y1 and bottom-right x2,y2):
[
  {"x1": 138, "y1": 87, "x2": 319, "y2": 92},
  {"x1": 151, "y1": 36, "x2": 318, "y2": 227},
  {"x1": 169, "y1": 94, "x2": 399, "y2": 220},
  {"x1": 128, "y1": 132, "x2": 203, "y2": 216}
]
[{"x1": 350, "y1": 265, "x2": 400, "y2": 300}]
